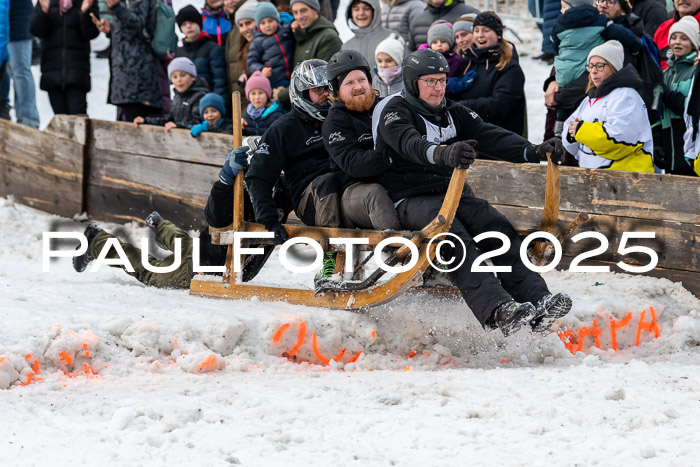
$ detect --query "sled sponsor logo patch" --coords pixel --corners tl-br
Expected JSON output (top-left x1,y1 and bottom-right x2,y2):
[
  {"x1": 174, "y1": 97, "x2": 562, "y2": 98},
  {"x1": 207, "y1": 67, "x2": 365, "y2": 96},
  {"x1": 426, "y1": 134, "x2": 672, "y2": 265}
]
[
  {"x1": 255, "y1": 142, "x2": 270, "y2": 155},
  {"x1": 384, "y1": 112, "x2": 400, "y2": 125},
  {"x1": 306, "y1": 135, "x2": 323, "y2": 145},
  {"x1": 358, "y1": 133, "x2": 372, "y2": 143},
  {"x1": 328, "y1": 132, "x2": 345, "y2": 144}
]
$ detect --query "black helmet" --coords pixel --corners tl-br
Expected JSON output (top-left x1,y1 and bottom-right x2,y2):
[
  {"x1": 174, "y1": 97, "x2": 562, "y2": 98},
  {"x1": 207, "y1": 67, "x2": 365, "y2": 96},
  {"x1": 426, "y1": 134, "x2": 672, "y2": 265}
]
[
  {"x1": 327, "y1": 49, "x2": 372, "y2": 96},
  {"x1": 290, "y1": 59, "x2": 331, "y2": 122},
  {"x1": 402, "y1": 49, "x2": 449, "y2": 97}
]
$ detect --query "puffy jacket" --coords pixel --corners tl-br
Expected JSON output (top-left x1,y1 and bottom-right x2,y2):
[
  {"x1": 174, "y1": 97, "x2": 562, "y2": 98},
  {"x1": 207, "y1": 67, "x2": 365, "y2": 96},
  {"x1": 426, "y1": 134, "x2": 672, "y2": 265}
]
[
  {"x1": 241, "y1": 100, "x2": 286, "y2": 135},
  {"x1": 381, "y1": 0, "x2": 424, "y2": 42},
  {"x1": 454, "y1": 43, "x2": 526, "y2": 136},
  {"x1": 407, "y1": 0, "x2": 479, "y2": 51},
  {"x1": 632, "y1": 0, "x2": 669, "y2": 38},
  {"x1": 30, "y1": 0, "x2": 99, "y2": 92},
  {"x1": 371, "y1": 66, "x2": 404, "y2": 96},
  {"x1": 540, "y1": 0, "x2": 560, "y2": 54},
  {"x1": 563, "y1": 65, "x2": 654, "y2": 172},
  {"x1": 9, "y1": 0, "x2": 33, "y2": 42},
  {"x1": 108, "y1": 0, "x2": 162, "y2": 108},
  {"x1": 1, "y1": 0, "x2": 12, "y2": 63},
  {"x1": 175, "y1": 32, "x2": 228, "y2": 98},
  {"x1": 201, "y1": 6, "x2": 231, "y2": 46},
  {"x1": 683, "y1": 79, "x2": 700, "y2": 175},
  {"x1": 247, "y1": 22, "x2": 294, "y2": 85},
  {"x1": 146, "y1": 78, "x2": 209, "y2": 128},
  {"x1": 343, "y1": 0, "x2": 394, "y2": 69},
  {"x1": 654, "y1": 9, "x2": 700, "y2": 69}
]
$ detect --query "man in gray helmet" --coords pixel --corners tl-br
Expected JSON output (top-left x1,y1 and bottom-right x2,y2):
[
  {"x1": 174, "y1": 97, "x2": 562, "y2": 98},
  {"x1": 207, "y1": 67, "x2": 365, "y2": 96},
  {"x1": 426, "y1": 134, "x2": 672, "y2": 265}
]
[{"x1": 374, "y1": 48, "x2": 573, "y2": 337}]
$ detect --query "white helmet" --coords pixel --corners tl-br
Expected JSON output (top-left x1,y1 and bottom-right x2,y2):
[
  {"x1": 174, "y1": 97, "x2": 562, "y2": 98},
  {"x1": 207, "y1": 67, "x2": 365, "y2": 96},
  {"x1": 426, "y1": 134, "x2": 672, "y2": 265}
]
[{"x1": 289, "y1": 59, "x2": 330, "y2": 122}]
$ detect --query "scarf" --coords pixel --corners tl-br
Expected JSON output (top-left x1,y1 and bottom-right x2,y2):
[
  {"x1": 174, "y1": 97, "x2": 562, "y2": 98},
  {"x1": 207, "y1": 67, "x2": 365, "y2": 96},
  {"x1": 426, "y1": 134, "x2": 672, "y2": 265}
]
[
  {"x1": 60, "y1": 0, "x2": 73, "y2": 14},
  {"x1": 246, "y1": 103, "x2": 267, "y2": 120},
  {"x1": 402, "y1": 89, "x2": 446, "y2": 119},
  {"x1": 689, "y1": 66, "x2": 700, "y2": 141},
  {"x1": 377, "y1": 66, "x2": 402, "y2": 85}
]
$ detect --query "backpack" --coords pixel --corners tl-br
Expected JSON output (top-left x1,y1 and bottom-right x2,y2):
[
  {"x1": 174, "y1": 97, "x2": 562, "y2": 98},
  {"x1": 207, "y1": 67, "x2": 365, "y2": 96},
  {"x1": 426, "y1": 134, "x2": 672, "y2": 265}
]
[
  {"x1": 635, "y1": 34, "x2": 664, "y2": 122},
  {"x1": 151, "y1": 1, "x2": 178, "y2": 59}
]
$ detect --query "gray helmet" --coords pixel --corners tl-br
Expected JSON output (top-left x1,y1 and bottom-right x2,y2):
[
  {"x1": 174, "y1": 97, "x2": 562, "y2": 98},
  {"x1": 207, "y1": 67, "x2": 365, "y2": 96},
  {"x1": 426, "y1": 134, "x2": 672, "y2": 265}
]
[
  {"x1": 402, "y1": 49, "x2": 449, "y2": 97},
  {"x1": 327, "y1": 49, "x2": 371, "y2": 96},
  {"x1": 289, "y1": 59, "x2": 330, "y2": 122}
]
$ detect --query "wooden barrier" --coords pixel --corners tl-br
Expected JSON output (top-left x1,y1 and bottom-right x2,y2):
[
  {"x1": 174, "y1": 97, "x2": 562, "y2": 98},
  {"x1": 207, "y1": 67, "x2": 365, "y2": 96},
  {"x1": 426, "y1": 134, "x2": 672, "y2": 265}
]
[{"x1": 1, "y1": 115, "x2": 699, "y2": 296}]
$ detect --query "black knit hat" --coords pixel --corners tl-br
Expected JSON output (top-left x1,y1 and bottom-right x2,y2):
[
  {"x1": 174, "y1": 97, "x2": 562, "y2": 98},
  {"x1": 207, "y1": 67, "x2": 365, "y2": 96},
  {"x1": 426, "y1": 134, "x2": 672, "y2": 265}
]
[
  {"x1": 473, "y1": 11, "x2": 503, "y2": 37},
  {"x1": 619, "y1": 0, "x2": 633, "y2": 13},
  {"x1": 176, "y1": 5, "x2": 203, "y2": 29}
]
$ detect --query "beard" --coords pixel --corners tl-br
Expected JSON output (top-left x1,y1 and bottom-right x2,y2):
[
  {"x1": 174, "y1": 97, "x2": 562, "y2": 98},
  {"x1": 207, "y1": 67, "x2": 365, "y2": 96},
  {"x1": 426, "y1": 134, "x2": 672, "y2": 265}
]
[{"x1": 342, "y1": 90, "x2": 377, "y2": 112}]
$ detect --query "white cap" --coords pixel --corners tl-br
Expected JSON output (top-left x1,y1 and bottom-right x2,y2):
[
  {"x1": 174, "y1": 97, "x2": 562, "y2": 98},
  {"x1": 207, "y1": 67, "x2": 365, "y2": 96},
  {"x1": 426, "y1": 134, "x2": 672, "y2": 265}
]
[{"x1": 587, "y1": 40, "x2": 624, "y2": 72}]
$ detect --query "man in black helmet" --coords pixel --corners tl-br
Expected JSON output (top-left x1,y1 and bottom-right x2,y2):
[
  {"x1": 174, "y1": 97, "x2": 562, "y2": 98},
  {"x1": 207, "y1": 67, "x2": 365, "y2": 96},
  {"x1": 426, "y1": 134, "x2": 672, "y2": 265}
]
[
  {"x1": 322, "y1": 49, "x2": 401, "y2": 231},
  {"x1": 375, "y1": 48, "x2": 572, "y2": 337}
]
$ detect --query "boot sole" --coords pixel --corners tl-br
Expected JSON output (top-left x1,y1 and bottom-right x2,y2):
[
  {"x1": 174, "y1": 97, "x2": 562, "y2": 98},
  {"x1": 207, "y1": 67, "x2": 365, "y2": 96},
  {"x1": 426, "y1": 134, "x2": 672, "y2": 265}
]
[{"x1": 530, "y1": 295, "x2": 573, "y2": 333}]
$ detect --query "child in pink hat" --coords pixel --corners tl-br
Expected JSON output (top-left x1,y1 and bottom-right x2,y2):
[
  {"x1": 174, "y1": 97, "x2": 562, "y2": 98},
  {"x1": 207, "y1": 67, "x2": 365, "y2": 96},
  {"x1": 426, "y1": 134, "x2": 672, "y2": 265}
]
[{"x1": 241, "y1": 71, "x2": 286, "y2": 136}]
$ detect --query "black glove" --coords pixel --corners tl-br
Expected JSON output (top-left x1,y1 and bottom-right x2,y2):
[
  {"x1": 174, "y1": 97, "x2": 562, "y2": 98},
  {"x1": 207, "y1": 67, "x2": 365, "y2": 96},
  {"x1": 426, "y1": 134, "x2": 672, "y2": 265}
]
[
  {"x1": 265, "y1": 221, "x2": 289, "y2": 245},
  {"x1": 433, "y1": 140, "x2": 478, "y2": 168},
  {"x1": 534, "y1": 137, "x2": 566, "y2": 164}
]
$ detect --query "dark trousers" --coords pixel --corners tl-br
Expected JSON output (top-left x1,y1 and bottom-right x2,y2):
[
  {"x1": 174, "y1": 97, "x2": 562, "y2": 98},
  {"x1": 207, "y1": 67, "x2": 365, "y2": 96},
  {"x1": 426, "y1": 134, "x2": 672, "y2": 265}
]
[
  {"x1": 396, "y1": 191, "x2": 550, "y2": 327},
  {"x1": 48, "y1": 88, "x2": 88, "y2": 115},
  {"x1": 118, "y1": 103, "x2": 160, "y2": 122}
]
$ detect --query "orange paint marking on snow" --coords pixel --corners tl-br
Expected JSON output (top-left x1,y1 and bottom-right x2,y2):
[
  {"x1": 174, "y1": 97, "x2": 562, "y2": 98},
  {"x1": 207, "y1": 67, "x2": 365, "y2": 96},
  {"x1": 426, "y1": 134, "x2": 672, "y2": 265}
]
[
  {"x1": 574, "y1": 318, "x2": 601, "y2": 353},
  {"x1": 172, "y1": 337, "x2": 179, "y2": 348},
  {"x1": 197, "y1": 354, "x2": 220, "y2": 372},
  {"x1": 347, "y1": 351, "x2": 363, "y2": 363},
  {"x1": 272, "y1": 323, "x2": 292, "y2": 344},
  {"x1": 82, "y1": 343, "x2": 88, "y2": 350},
  {"x1": 311, "y1": 330, "x2": 330, "y2": 365},
  {"x1": 25, "y1": 354, "x2": 40, "y2": 373},
  {"x1": 287, "y1": 321, "x2": 306, "y2": 357},
  {"x1": 333, "y1": 348, "x2": 345, "y2": 362},
  {"x1": 407, "y1": 350, "x2": 416, "y2": 359},
  {"x1": 371, "y1": 330, "x2": 376, "y2": 340},
  {"x1": 609, "y1": 312, "x2": 633, "y2": 352},
  {"x1": 59, "y1": 351, "x2": 73, "y2": 366},
  {"x1": 635, "y1": 306, "x2": 660, "y2": 346},
  {"x1": 557, "y1": 330, "x2": 576, "y2": 354},
  {"x1": 404, "y1": 365, "x2": 412, "y2": 371}
]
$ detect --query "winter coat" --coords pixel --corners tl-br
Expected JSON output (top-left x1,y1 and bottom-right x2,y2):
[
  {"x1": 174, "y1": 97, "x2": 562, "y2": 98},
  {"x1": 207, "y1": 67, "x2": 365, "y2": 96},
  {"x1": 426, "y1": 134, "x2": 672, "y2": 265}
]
[
  {"x1": 563, "y1": 65, "x2": 654, "y2": 172},
  {"x1": 145, "y1": 78, "x2": 209, "y2": 128},
  {"x1": 9, "y1": 0, "x2": 33, "y2": 42},
  {"x1": 381, "y1": 0, "x2": 424, "y2": 42},
  {"x1": 683, "y1": 79, "x2": 700, "y2": 175},
  {"x1": 30, "y1": 0, "x2": 99, "y2": 92},
  {"x1": 443, "y1": 49, "x2": 463, "y2": 78},
  {"x1": 224, "y1": 7, "x2": 248, "y2": 107},
  {"x1": 407, "y1": 0, "x2": 479, "y2": 51},
  {"x1": 245, "y1": 108, "x2": 340, "y2": 226},
  {"x1": 175, "y1": 32, "x2": 228, "y2": 98},
  {"x1": 201, "y1": 6, "x2": 231, "y2": 46},
  {"x1": 374, "y1": 95, "x2": 531, "y2": 200},
  {"x1": 654, "y1": 52, "x2": 696, "y2": 174},
  {"x1": 322, "y1": 99, "x2": 391, "y2": 183},
  {"x1": 342, "y1": 0, "x2": 394, "y2": 69},
  {"x1": 454, "y1": 43, "x2": 526, "y2": 136},
  {"x1": 241, "y1": 100, "x2": 286, "y2": 135},
  {"x1": 654, "y1": 9, "x2": 700, "y2": 69},
  {"x1": 632, "y1": 0, "x2": 669, "y2": 38},
  {"x1": 1, "y1": 0, "x2": 12, "y2": 64},
  {"x1": 551, "y1": 5, "x2": 642, "y2": 87},
  {"x1": 247, "y1": 22, "x2": 294, "y2": 85},
  {"x1": 540, "y1": 0, "x2": 560, "y2": 54},
  {"x1": 371, "y1": 66, "x2": 404, "y2": 96},
  {"x1": 108, "y1": 0, "x2": 162, "y2": 108}
]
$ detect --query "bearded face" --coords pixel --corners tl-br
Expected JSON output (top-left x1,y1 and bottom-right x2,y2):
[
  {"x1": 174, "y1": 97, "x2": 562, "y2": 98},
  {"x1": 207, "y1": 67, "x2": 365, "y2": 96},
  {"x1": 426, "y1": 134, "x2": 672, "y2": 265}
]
[{"x1": 337, "y1": 69, "x2": 376, "y2": 112}]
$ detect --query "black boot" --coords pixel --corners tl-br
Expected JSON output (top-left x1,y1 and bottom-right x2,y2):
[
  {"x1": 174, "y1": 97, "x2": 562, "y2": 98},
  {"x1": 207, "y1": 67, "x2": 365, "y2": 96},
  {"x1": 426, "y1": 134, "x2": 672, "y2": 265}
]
[
  {"x1": 145, "y1": 211, "x2": 167, "y2": 250},
  {"x1": 73, "y1": 222, "x2": 103, "y2": 272},
  {"x1": 530, "y1": 293, "x2": 573, "y2": 332},
  {"x1": 488, "y1": 300, "x2": 537, "y2": 337}
]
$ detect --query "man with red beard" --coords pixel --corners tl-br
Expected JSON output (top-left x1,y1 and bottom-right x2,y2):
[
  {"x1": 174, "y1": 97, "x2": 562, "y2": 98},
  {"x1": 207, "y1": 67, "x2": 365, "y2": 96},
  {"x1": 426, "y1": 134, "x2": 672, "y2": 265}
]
[{"x1": 322, "y1": 50, "x2": 402, "y2": 230}]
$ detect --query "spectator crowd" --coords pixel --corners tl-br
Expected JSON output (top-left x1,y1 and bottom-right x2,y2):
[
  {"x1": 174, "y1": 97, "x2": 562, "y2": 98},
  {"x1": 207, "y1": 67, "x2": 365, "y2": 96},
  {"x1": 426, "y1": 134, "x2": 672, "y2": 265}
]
[{"x1": 0, "y1": 0, "x2": 699, "y2": 175}]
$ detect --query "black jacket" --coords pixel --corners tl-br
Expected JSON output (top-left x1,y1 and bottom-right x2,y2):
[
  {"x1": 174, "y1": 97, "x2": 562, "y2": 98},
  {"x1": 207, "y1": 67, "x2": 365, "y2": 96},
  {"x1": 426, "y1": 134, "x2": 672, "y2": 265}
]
[
  {"x1": 30, "y1": 1, "x2": 99, "y2": 92},
  {"x1": 454, "y1": 44, "x2": 527, "y2": 136},
  {"x1": 632, "y1": 0, "x2": 669, "y2": 38},
  {"x1": 9, "y1": 0, "x2": 33, "y2": 42},
  {"x1": 375, "y1": 95, "x2": 530, "y2": 200},
  {"x1": 174, "y1": 32, "x2": 228, "y2": 98},
  {"x1": 322, "y1": 99, "x2": 390, "y2": 182},
  {"x1": 146, "y1": 78, "x2": 208, "y2": 128},
  {"x1": 246, "y1": 108, "x2": 341, "y2": 226}
]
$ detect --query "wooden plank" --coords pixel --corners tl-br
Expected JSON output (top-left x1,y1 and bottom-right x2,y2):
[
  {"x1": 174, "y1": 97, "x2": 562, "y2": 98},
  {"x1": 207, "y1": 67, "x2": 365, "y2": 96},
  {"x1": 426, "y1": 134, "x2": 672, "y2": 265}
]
[
  {"x1": 90, "y1": 119, "x2": 232, "y2": 165},
  {"x1": 467, "y1": 161, "x2": 700, "y2": 224},
  {"x1": 0, "y1": 117, "x2": 84, "y2": 217},
  {"x1": 44, "y1": 114, "x2": 87, "y2": 145}
]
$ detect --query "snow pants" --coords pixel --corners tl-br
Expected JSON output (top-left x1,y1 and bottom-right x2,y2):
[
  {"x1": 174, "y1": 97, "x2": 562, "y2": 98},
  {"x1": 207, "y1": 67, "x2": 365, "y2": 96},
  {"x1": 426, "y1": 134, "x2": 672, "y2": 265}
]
[
  {"x1": 396, "y1": 191, "x2": 550, "y2": 327},
  {"x1": 90, "y1": 220, "x2": 194, "y2": 289},
  {"x1": 341, "y1": 182, "x2": 402, "y2": 230}
]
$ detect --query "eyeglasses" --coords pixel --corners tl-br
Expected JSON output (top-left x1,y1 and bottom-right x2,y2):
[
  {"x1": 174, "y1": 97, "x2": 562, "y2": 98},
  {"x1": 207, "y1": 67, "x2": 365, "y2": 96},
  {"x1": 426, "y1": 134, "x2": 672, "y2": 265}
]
[
  {"x1": 585, "y1": 62, "x2": 609, "y2": 71},
  {"x1": 594, "y1": 0, "x2": 618, "y2": 5},
  {"x1": 419, "y1": 77, "x2": 448, "y2": 88}
]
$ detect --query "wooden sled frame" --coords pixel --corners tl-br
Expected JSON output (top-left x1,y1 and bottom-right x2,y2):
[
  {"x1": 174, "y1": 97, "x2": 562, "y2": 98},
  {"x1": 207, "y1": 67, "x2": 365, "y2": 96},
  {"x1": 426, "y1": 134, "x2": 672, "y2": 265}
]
[{"x1": 189, "y1": 92, "x2": 467, "y2": 309}]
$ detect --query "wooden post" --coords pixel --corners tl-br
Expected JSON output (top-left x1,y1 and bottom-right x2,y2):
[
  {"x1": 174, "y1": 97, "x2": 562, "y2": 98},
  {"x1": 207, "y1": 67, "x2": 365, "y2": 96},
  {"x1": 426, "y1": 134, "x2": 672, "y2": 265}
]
[{"x1": 224, "y1": 92, "x2": 244, "y2": 283}]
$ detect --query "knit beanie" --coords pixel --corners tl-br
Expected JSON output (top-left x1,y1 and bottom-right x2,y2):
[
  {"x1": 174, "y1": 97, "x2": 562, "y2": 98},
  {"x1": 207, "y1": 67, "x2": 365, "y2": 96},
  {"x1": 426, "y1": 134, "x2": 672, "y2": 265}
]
[
  {"x1": 375, "y1": 33, "x2": 405, "y2": 66},
  {"x1": 290, "y1": 0, "x2": 321, "y2": 12},
  {"x1": 428, "y1": 20, "x2": 455, "y2": 47},
  {"x1": 176, "y1": 5, "x2": 203, "y2": 29},
  {"x1": 453, "y1": 14, "x2": 475, "y2": 34},
  {"x1": 199, "y1": 93, "x2": 227, "y2": 119},
  {"x1": 562, "y1": 0, "x2": 594, "y2": 7},
  {"x1": 473, "y1": 11, "x2": 504, "y2": 37},
  {"x1": 245, "y1": 71, "x2": 272, "y2": 99},
  {"x1": 235, "y1": 0, "x2": 258, "y2": 25},
  {"x1": 618, "y1": 0, "x2": 633, "y2": 13},
  {"x1": 669, "y1": 15, "x2": 700, "y2": 51},
  {"x1": 167, "y1": 57, "x2": 197, "y2": 78},
  {"x1": 587, "y1": 40, "x2": 624, "y2": 72},
  {"x1": 255, "y1": 2, "x2": 279, "y2": 26}
]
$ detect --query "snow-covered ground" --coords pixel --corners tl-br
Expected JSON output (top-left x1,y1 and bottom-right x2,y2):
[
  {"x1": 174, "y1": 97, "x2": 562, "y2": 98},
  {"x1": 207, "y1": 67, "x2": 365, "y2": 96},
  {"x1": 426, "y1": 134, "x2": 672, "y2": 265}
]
[{"x1": 3, "y1": 13, "x2": 700, "y2": 467}]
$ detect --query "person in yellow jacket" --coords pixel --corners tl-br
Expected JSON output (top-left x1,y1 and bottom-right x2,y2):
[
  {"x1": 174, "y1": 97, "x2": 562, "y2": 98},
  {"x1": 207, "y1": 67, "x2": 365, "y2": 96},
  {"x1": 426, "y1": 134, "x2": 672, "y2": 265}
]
[{"x1": 563, "y1": 40, "x2": 654, "y2": 173}]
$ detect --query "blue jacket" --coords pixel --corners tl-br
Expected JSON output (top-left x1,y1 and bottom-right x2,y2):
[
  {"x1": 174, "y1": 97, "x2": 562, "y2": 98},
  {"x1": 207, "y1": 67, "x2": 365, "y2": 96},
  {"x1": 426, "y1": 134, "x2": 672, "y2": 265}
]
[
  {"x1": 552, "y1": 5, "x2": 641, "y2": 87},
  {"x1": 201, "y1": 7, "x2": 231, "y2": 46},
  {"x1": 247, "y1": 22, "x2": 294, "y2": 85},
  {"x1": 242, "y1": 100, "x2": 286, "y2": 136},
  {"x1": 0, "y1": 0, "x2": 9, "y2": 63},
  {"x1": 9, "y1": 0, "x2": 33, "y2": 42},
  {"x1": 174, "y1": 32, "x2": 228, "y2": 99}
]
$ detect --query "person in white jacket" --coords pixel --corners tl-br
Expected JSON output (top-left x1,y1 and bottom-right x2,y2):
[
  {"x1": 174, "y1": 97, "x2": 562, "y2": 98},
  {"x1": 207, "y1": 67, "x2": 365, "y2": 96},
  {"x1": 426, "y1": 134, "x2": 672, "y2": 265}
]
[
  {"x1": 563, "y1": 40, "x2": 654, "y2": 173},
  {"x1": 683, "y1": 72, "x2": 700, "y2": 176}
]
